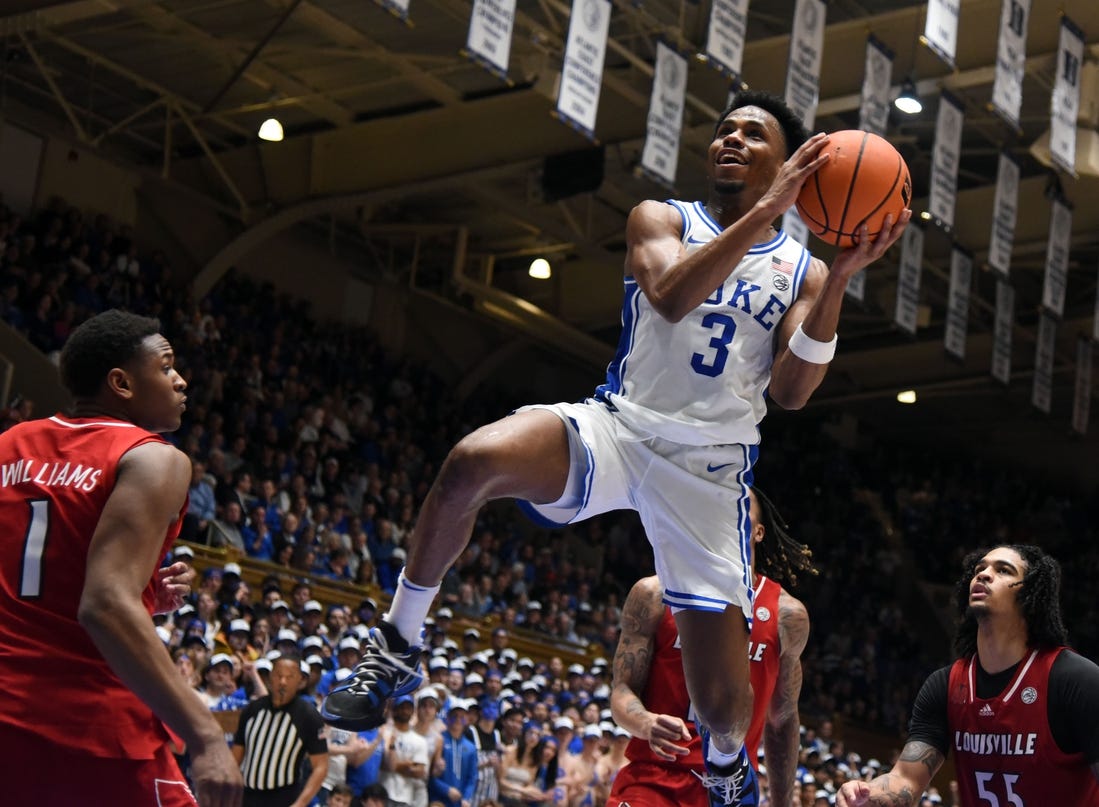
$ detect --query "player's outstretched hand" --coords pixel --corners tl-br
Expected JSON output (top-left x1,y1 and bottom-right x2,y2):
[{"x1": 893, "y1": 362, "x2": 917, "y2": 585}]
[
  {"x1": 646, "y1": 713, "x2": 691, "y2": 761},
  {"x1": 758, "y1": 132, "x2": 832, "y2": 214},
  {"x1": 830, "y1": 209, "x2": 911, "y2": 281},
  {"x1": 191, "y1": 740, "x2": 243, "y2": 807},
  {"x1": 154, "y1": 561, "x2": 195, "y2": 615},
  {"x1": 836, "y1": 781, "x2": 870, "y2": 807}
]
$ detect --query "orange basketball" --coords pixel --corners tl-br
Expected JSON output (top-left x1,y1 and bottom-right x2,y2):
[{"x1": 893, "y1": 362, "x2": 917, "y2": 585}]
[{"x1": 795, "y1": 130, "x2": 911, "y2": 249}]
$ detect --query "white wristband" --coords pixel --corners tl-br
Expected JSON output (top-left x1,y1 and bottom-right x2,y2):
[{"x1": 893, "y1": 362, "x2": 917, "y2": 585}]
[{"x1": 788, "y1": 323, "x2": 837, "y2": 364}]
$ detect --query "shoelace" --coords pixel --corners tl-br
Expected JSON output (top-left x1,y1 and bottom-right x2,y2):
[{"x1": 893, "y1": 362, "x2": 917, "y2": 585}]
[
  {"x1": 343, "y1": 637, "x2": 421, "y2": 696},
  {"x1": 692, "y1": 767, "x2": 746, "y2": 806}
]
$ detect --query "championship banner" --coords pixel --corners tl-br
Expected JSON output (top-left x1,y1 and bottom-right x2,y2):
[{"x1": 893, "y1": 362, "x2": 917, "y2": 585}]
[
  {"x1": 944, "y1": 246, "x2": 973, "y2": 360},
  {"x1": 990, "y1": 0, "x2": 1030, "y2": 128},
  {"x1": 375, "y1": 0, "x2": 411, "y2": 22},
  {"x1": 987, "y1": 151, "x2": 1020, "y2": 278},
  {"x1": 783, "y1": 0, "x2": 826, "y2": 130},
  {"x1": 556, "y1": 0, "x2": 611, "y2": 141},
  {"x1": 846, "y1": 270, "x2": 866, "y2": 303},
  {"x1": 858, "y1": 36, "x2": 894, "y2": 136},
  {"x1": 1073, "y1": 337, "x2": 1092, "y2": 435},
  {"x1": 929, "y1": 91, "x2": 964, "y2": 228},
  {"x1": 924, "y1": 0, "x2": 959, "y2": 69},
  {"x1": 992, "y1": 280, "x2": 1014, "y2": 385},
  {"x1": 1032, "y1": 313, "x2": 1056, "y2": 414},
  {"x1": 894, "y1": 224, "x2": 924, "y2": 335},
  {"x1": 640, "y1": 42, "x2": 688, "y2": 187},
  {"x1": 782, "y1": 207, "x2": 810, "y2": 247},
  {"x1": 1049, "y1": 17, "x2": 1085, "y2": 175},
  {"x1": 465, "y1": 0, "x2": 517, "y2": 80},
  {"x1": 704, "y1": 0, "x2": 750, "y2": 82},
  {"x1": 1040, "y1": 197, "x2": 1072, "y2": 317}
]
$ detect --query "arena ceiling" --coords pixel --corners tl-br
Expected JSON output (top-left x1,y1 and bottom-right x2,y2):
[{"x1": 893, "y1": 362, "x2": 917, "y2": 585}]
[{"x1": 3, "y1": 0, "x2": 1099, "y2": 489}]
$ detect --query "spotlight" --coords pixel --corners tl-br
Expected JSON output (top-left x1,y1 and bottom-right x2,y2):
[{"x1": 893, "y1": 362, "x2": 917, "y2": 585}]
[
  {"x1": 258, "y1": 118, "x2": 284, "y2": 142},
  {"x1": 893, "y1": 78, "x2": 923, "y2": 115},
  {"x1": 528, "y1": 258, "x2": 551, "y2": 279},
  {"x1": 896, "y1": 390, "x2": 917, "y2": 404}
]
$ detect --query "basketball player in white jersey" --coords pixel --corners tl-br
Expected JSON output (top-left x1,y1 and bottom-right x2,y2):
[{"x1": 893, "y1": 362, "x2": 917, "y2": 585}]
[{"x1": 323, "y1": 90, "x2": 910, "y2": 807}]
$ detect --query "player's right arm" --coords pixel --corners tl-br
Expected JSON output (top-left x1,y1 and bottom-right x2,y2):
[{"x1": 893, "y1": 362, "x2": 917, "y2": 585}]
[
  {"x1": 610, "y1": 575, "x2": 690, "y2": 761},
  {"x1": 837, "y1": 667, "x2": 948, "y2": 807},
  {"x1": 836, "y1": 741, "x2": 942, "y2": 807},
  {"x1": 79, "y1": 441, "x2": 242, "y2": 807}
]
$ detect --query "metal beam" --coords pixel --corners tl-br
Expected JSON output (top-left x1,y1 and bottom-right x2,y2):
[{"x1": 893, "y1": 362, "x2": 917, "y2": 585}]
[{"x1": 19, "y1": 32, "x2": 86, "y2": 140}]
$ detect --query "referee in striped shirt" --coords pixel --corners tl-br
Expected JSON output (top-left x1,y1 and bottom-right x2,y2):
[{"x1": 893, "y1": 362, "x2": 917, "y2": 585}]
[{"x1": 233, "y1": 654, "x2": 329, "y2": 807}]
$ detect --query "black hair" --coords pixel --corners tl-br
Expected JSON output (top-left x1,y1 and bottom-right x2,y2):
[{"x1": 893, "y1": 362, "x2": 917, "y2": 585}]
[
  {"x1": 752, "y1": 487, "x2": 817, "y2": 588},
  {"x1": 361, "y1": 782, "x2": 389, "y2": 804},
  {"x1": 952, "y1": 544, "x2": 1069, "y2": 658},
  {"x1": 59, "y1": 309, "x2": 161, "y2": 398},
  {"x1": 716, "y1": 90, "x2": 811, "y2": 158}
]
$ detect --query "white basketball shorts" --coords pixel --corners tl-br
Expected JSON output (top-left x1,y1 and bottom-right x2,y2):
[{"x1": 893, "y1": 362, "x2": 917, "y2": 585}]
[{"x1": 515, "y1": 399, "x2": 756, "y2": 620}]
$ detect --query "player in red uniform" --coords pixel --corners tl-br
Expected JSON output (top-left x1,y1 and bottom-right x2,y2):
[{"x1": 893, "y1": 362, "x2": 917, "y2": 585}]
[
  {"x1": 838, "y1": 544, "x2": 1099, "y2": 806},
  {"x1": 608, "y1": 487, "x2": 812, "y2": 807},
  {"x1": 0, "y1": 310, "x2": 242, "y2": 806}
]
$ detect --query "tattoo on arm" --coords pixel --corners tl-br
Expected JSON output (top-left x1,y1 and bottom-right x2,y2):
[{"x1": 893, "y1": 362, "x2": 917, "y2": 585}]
[
  {"x1": 897, "y1": 741, "x2": 944, "y2": 779},
  {"x1": 867, "y1": 774, "x2": 916, "y2": 807}
]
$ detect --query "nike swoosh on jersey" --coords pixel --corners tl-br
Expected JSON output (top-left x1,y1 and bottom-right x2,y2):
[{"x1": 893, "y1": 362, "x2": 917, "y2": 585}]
[
  {"x1": 706, "y1": 462, "x2": 735, "y2": 472},
  {"x1": 686, "y1": 235, "x2": 709, "y2": 245}
]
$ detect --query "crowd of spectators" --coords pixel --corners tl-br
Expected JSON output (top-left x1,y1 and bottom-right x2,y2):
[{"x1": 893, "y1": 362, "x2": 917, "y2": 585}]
[{"x1": 1, "y1": 197, "x2": 1095, "y2": 807}]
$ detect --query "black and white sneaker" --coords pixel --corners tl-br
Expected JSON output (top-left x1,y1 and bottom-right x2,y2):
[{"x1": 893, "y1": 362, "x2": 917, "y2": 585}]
[
  {"x1": 321, "y1": 619, "x2": 423, "y2": 730},
  {"x1": 694, "y1": 726, "x2": 759, "y2": 807}
]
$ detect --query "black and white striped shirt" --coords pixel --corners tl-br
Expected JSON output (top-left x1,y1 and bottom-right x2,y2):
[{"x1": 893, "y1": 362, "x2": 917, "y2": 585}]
[{"x1": 234, "y1": 696, "x2": 328, "y2": 791}]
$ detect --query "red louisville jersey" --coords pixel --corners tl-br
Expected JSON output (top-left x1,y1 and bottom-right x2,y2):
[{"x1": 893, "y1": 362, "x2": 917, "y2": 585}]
[
  {"x1": 948, "y1": 648, "x2": 1099, "y2": 806},
  {"x1": 0, "y1": 415, "x2": 182, "y2": 759},
  {"x1": 625, "y1": 576, "x2": 781, "y2": 771},
  {"x1": 744, "y1": 575, "x2": 781, "y2": 765}
]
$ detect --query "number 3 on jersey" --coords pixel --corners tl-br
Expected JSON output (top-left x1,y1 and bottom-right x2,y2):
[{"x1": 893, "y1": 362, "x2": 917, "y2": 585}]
[
  {"x1": 975, "y1": 771, "x2": 1024, "y2": 807},
  {"x1": 20, "y1": 499, "x2": 50, "y2": 598},
  {"x1": 691, "y1": 312, "x2": 737, "y2": 377}
]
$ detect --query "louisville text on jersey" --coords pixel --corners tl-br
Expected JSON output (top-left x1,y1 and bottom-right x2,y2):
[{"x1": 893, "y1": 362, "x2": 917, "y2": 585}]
[{"x1": 954, "y1": 731, "x2": 1038, "y2": 756}]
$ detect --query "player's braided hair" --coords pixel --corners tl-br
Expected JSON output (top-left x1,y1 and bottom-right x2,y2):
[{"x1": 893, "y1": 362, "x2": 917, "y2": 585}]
[
  {"x1": 952, "y1": 544, "x2": 1069, "y2": 658},
  {"x1": 753, "y1": 486, "x2": 817, "y2": 589}
]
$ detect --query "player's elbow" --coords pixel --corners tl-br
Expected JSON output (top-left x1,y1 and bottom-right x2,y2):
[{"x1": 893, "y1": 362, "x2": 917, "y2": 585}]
[{"x1": 768, "y1": 383, "x2": 810, "y2": 411}]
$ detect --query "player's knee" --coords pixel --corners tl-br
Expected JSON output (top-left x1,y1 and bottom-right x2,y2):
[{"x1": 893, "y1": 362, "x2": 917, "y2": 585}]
[{"x1": 438, "y1": 431, "x2": 509, "y2": 501}]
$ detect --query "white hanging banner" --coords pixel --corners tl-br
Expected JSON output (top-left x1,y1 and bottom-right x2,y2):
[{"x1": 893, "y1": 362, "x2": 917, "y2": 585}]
[
  {"x1": 924, "y1": 0, "x2": 959, "y2": 69},
  {"x1": 929, "y1": 91, "x2": 964, "y2": 228},
  {"x1": 1073, "y1": 337, "x2": 1092, "y2": 435},
  {"x1": 990, "y1": 0, "x2": 1030, "y2": 128},
  {"x1": 704, "y1": 0, "x2": 750, "y2": 82},
  {"x1": 944, "y1": 246, "x2": 973, "y2": 360},
  {"x1": 640, "y1": 42, "x2": 688, "y2": 187},
  {"x1": 992, "y1": 280, "x2": 1015, "y2": 385},
  {"x1": 988, "y1": 152, "x2": 1020, "y2": 278},
  {"x1": 1049, "y1": 17, "x2": 1085, "y2": 175},
  {"x1": 556, "y1": 0, "x2": 611, "y2": 141},
  {"x1": 1032, "y1": 313, "x2": 1056, "y2": 414},
  {"x1": 858, "y1": 36, "x2": 894, "y2": 136},
  {"x1": 846, "y1": 270, "x2": 866, "y2": 303},
  {"x1": 894, "y1": 224, "x2": 924, "y2": 335},
  {"x1": 375, "y1": 0, "x2": 411, "y2": 22},
  {"x1": 783, "y1": 0, "x2": 826, "y2": 130},
  {"x1": 782, "y1": 207, "x2": 810, "y2": 247},
  {"x1": 465, "y1": 0, "x2": 517, "y2": 80},
  {"x1": 1041, "y1": 197, "x2": 1072, "y2": 317}
]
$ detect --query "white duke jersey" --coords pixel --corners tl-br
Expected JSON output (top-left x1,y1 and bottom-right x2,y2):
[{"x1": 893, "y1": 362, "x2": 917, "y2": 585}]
[{"x1": 595, "y1": 200, "x2": 812, "y2": 446}]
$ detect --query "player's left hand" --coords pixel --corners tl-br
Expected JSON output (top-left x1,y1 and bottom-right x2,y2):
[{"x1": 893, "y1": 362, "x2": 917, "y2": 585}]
[
  {"x1": 153, "y1": 561, "x2": 195, "y2": 615},
  {"x1": 830, "y1": 210, "x2": 911, "y2": 280}
]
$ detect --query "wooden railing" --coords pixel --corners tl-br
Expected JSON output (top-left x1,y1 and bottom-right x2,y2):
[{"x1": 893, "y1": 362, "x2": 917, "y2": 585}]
[{"x1": 176, "y1": 541, "x2": 594, "y2": 667}]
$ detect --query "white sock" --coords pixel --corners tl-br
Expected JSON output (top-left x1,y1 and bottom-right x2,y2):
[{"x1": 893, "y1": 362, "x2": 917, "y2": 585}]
[
  {"x1": 386, "y1": 569, "x2": 439, "y2": 646},
  {"x1": 706, "y1": 742, "x2": 742, "y2": 769}
]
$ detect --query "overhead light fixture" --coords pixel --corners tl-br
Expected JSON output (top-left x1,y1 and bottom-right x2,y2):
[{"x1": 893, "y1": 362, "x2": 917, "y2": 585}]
[
  {"x1": 528, "y1": 258, "x2": 551, "y2": 279},
  {"x1": 894, "y1": 78, "x2": 922, "y2": 115},
  {"x1": 258, "y1": 118, "x2": 284, "y2": 142},
  {"x1": 896, "y1": 389, "x2": 917, "y2": 404}
]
